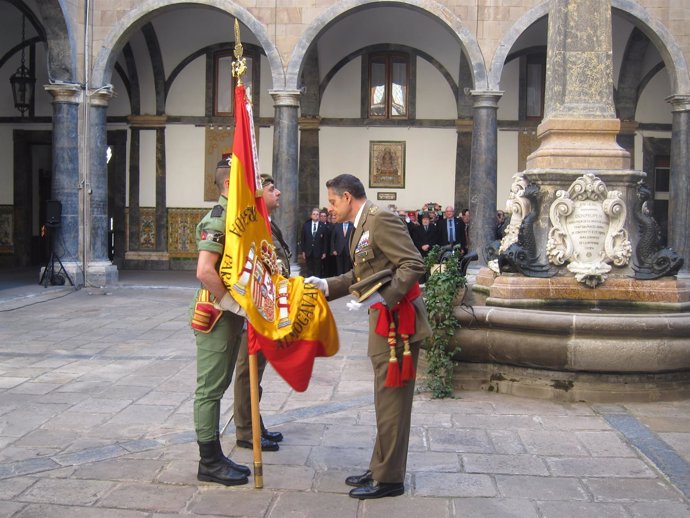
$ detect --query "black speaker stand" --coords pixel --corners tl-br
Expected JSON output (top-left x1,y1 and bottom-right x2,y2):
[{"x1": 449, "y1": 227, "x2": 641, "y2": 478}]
[{"x1": 39, "y1": 226, "x2": 74, "y2": 288}]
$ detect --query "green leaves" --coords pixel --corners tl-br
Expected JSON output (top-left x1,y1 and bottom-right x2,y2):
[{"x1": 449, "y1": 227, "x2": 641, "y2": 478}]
[{"x1": 422, "y1": 247, "x2": 465, "y2": 399}]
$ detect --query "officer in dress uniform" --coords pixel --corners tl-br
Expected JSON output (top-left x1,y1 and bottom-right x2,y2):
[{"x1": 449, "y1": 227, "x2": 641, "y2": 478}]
[
  {"x1": 306, "y1": 174, "x2": 432, "y2": 500},
  {"x1": 232, "y1": 174, "x2": 289, "y2": 451},
  {"x1": 190, "y1": 157, "x2": 249, "y2": 486}
]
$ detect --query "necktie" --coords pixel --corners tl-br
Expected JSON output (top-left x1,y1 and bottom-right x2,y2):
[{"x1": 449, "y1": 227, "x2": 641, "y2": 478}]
[
  {"x1": 449, "y1": 220, "x2": 454, "y2": 243},
  {"x1": 424, "y1": 225, "x2": 428, "y2": 232},
  {"x1": 312, "y1": 222, "x2": 317, "y2": 236},
  {"x1": 343, "y1": 222, "x2": 348, "y2": 236}
]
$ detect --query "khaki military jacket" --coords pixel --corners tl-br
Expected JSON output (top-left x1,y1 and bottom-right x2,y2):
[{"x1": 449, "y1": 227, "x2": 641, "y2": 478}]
[{"x1": 327, "y1": 200, "x2": 432, "y2": 354}]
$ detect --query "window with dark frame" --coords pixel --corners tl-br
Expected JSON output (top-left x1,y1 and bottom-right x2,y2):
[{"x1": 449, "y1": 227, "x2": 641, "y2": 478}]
[
  {"x1": 214, "y1": 51, "x2": 253, "y2": 116},
  {"x1": 525, "y1": 53, "x2": 546, "y2": 120},
  {"x1": 368, "y1": 53, "x2": 409, "y2": 119}
]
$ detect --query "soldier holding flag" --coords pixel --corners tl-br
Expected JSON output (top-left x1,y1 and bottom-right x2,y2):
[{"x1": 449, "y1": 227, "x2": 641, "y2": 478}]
[{"x1": 189, "y1": 158, "x2": 250, "y2": 486}]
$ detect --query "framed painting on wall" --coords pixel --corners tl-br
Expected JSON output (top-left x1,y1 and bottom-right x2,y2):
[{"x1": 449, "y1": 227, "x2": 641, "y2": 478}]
[{"x1": 369, "y1": 141, "x2": 405, "y2": 188}]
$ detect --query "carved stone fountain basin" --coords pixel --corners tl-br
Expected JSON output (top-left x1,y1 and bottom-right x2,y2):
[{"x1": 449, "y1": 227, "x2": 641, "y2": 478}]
[{"x1": 449, "y1": 272, "x2": 690, "y2": 402}]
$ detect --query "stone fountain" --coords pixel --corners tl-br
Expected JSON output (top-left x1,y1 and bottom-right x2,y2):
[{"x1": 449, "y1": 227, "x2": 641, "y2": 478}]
[{"x1": 451, "y1": 0, "x2": 690, "y2": 402}]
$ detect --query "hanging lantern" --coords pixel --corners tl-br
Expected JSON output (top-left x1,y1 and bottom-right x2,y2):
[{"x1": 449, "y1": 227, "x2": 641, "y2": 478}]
[{"x1": 10, "y1": 15, "x2": 35, "y2": 116}]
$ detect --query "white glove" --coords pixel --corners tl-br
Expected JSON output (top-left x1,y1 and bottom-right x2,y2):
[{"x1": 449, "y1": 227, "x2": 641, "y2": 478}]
[
  {"x1": 346, "y1": 299, "x2": 362, "y2": 311},
  {"x1": 346, "y1": 292, "x2": 385, "y2": 311},
  {"x1": 304, "y1": 276, "x2": 328, "y2": 296},
  {"x1": 215, "y1": 293, "x2": 246, "y2": 316}
]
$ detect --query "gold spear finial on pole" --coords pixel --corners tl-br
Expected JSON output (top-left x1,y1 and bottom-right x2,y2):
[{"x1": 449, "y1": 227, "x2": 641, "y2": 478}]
[{"x1": 231, "y1": 19, "x2": 246, "y2": 86}]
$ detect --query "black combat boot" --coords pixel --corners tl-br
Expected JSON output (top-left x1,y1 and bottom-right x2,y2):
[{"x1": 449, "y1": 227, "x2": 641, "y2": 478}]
[{"x1": 197, "y1": 440, "x2": 248, "y2": 486}]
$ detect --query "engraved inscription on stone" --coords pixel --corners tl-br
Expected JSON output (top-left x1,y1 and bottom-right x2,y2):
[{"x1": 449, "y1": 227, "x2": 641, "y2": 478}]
[
  {"x1": 568, "y1": 200, "x2": 608, "y2": 262},
  {"x1": 547, "y1": 173, "x2": 631, "y2": 287}
]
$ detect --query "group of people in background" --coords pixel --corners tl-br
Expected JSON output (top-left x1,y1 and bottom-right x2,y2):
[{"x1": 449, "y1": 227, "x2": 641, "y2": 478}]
[
  {"x1": 402, "y1": 204, "x2": 472, "y2": 258},
  {"x1": 299, "y1": 202, "x2": 473, "y2": 277},
  {"x1": 299, "y1": 207, "x2": 353, "y2": 276}
]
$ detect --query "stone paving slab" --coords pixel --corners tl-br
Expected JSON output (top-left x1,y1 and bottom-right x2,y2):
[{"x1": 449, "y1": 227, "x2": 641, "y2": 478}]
[{"x1": 0, "y1": 272, "x2": 689, "y2": 517}]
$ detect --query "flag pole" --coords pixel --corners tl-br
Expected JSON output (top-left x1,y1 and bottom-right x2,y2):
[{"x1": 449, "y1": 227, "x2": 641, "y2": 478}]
[
  {"x1": 231, "y1": 18, "x2": 263, "y2": 489},
  {"x1": 248, "y1": 344, "x2": 263, "y2": 488}
]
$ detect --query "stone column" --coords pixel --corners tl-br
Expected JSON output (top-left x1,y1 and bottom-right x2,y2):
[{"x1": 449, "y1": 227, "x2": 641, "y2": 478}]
[
  {"x1": 668, "y1": 94, "x2": 690, "y2": 274},
  {"x1": 455, "y1": 119, "x2": 473, "y2": 213},
  {"x1": 298, "y1": 117, "x2": 320, "y2": 229},
  {"x1": 127, "y1": 127, "x2": 141, "y2": 252},
  {"x1": 155, "y1": 127, "x2": 167, "y2": 252},
  {"x1": 270, "y1": 89, "x2": 301, "y2": 258},
  {"x1": 44, "y1": 84, "x2": 83, "y2": 285},
  {"x1": 88, "y1": 89, "x2": 118, "y2": 285},
  {"x1": 526, "y1": 0, "x2": 630, "y2": 170},
  {"x1": 469, "y1": 91, "x2": 502, "y2": 266}
]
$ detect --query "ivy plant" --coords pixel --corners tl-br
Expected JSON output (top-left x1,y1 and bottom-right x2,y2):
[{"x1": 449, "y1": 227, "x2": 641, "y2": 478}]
[{"x1": 422, "y1": 246, "x2": 466, "y2": 398}]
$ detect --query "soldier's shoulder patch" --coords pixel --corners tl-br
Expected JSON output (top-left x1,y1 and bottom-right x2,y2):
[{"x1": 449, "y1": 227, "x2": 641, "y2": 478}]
[
  {"x1": 211, "y1": 204, "x2": 224, "y2": 218},
  {"x1": 200, "y1": 230, "x2": 225, "y2": 244}
]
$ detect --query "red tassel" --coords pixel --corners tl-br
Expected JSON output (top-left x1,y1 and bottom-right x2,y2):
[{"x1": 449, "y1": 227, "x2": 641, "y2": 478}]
[
  {"x1": 384, "y1": 321, "x2": 402, "y2": 388},
  {"x1": 401, "y1": 350, "x2": 415, "y2": 382},
  {"x1": 400, "y1": 335, "x2": 415, "y2": 383},
  {"x1": 384, "y1": 356, "x2": 402, "y2": 388}
]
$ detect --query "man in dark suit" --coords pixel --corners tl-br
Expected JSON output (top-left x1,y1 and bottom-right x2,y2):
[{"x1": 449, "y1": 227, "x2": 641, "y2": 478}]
[
  {"x1": 299, "y1": 207, "x2": 328, "y2": 276},
  {"x1": 319, "y1": 209, "x2": 334, "y2": 276},
  {"x1": 412, "y1": 212, "x2": 437, "y2": 257},
  {"x1": 305, "y1": 174, "x2": 431, "y2": 500},
  {"x1": 330, "y1": 219, "x2": 353, "y2": 274},
  {"x1": 437, "y1": 205, "x2": 466, "y2": 252}
]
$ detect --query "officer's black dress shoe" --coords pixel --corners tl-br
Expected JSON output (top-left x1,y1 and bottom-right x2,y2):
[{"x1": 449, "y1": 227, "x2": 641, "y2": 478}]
[
  {"x1": 345, "y1": 470, "x2": 373, "y2": 487},
  {"x1": 262, "y1": 428, "x2": 283, "y2": 443},
  {"x1": 236, "y1": 437, "x2": 279, "y2": 451},
  {"x1": 349, "y1": 480, "x2": 405, "y2": 499}
]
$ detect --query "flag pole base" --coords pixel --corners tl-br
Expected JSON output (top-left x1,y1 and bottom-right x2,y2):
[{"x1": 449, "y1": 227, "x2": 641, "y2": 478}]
[{"x1": 253, "y1": 463, "x2": 263, "y2": 488}]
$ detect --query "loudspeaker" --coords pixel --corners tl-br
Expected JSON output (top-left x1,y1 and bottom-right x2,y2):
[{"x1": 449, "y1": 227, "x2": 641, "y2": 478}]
[{"x1": 46, "y1": 200, "x2": 62, "y2": 227}]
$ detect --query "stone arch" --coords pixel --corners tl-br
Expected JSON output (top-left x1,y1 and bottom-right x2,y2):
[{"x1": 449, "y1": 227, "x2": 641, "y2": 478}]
[
  {"x1": 612, "y1": 0, "x2": 690, "y2": 95},
  {"x1": 615, "y1": 27, "x2": 651, "y2": 120},
  {"x1": 489, "y1": 0, "x2": 690, "y2": 96},
  {"x1": 488, "y1": 1, "x2": 549, "y2": 91},
  {"x1": 12, "y1": 0, "x2": 77, "y2": 81},
  {"x1": 285, "y1": 0, "x2": 487, "y2": 92},
  {"x1": 91, "y1": 0, "x2": 283, "y2": 90}
]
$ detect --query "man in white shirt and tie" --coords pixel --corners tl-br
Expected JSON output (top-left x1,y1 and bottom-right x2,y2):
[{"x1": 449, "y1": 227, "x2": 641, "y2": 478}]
[
  {"x1": 299, "y1": 207, "x2": 327, "y2": 276},
  {"x1": 437, "y1": 205, "x2": 466, "y2": 251}
]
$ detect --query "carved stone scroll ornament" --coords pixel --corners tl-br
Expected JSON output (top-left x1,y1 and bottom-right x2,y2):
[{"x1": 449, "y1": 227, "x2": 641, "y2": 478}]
[
  {"x1": 546, "y1": 173, "x2": 631, "y2": 288},
  {"x1": 497, "y1": 181, "x2": 556, "y2": 278},
  {"x1": 488, "y1": 174, "x2": 529, "y2": 273}
]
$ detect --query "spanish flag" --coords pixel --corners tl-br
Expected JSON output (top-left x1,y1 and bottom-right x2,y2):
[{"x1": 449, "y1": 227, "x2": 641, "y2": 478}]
[{"x1": 219, "y1": 83, "x2": 339, "y2": 392}]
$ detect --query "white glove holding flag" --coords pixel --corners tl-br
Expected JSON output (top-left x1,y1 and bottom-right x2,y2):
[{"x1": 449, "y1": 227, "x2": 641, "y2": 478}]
[
  {"x1": 305, "y1": 276, "x2": 328, "y2": 296},
  {"x1": 214, "y1": 293, "x2": 246, "y2": 317}
]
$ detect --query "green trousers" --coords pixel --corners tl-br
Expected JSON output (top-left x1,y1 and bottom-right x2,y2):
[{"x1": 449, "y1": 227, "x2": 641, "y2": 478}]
[{"x1": 193, "y1": 308, "x2": 244, "y2": 442}]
